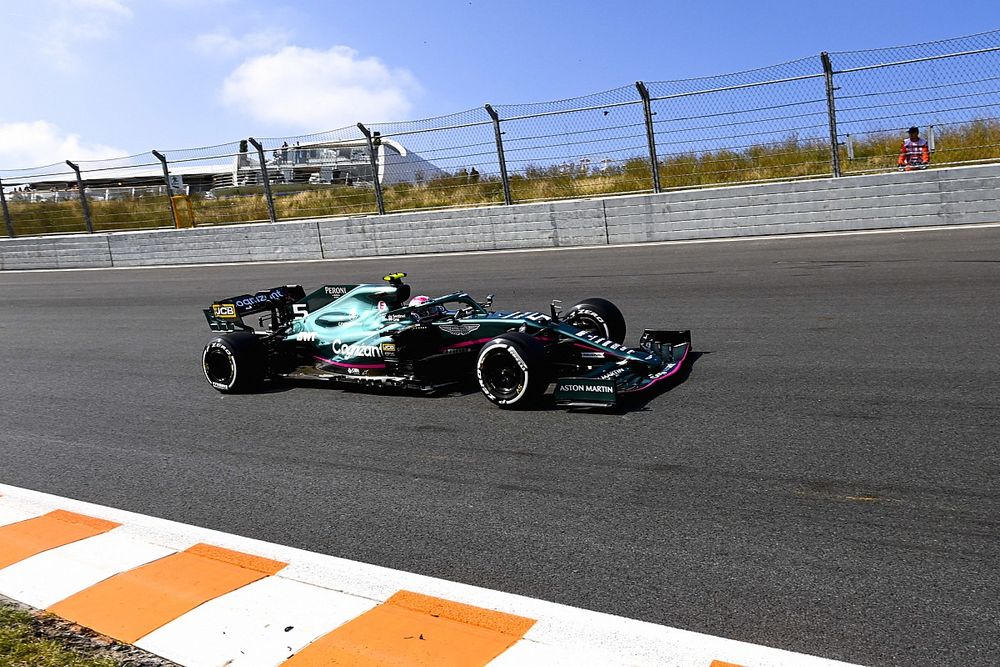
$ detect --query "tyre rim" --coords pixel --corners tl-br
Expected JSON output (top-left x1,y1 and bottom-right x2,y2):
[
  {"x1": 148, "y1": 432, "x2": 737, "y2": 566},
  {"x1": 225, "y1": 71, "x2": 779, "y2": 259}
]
[
  {"x1": 204, "y1": 346, "x2": 235, "y2": 386},
  {"x1": 570, "y1": 314, "x2": 606, "y2": 338},
  {"x1": 480, "y1": 349, "x2": 525, "y2": 400}
]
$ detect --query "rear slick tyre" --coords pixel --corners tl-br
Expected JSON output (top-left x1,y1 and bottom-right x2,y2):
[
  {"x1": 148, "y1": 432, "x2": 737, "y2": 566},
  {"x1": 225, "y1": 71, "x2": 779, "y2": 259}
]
[
  {"x1": 202, "y1": 332, "x2": 266, "y2": 393},
  {"x1": 476, "y1": 332, "x2": 548, "y2": 409}
]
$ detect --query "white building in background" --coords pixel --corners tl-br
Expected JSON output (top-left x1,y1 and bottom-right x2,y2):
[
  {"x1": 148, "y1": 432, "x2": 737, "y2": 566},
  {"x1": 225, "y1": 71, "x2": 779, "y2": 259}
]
[
  {"x1": 263, "y1": 137, "x2": 445, "y2": 188},
  {"x1": 2, "y1": 138, "x2": 445, "y2": 199}
]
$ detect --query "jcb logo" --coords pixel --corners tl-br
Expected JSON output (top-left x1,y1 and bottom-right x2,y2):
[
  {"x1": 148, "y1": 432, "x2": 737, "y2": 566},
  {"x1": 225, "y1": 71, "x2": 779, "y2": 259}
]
[{"x1": 213, "y1": 304, "x2": 237, "y2": 319}]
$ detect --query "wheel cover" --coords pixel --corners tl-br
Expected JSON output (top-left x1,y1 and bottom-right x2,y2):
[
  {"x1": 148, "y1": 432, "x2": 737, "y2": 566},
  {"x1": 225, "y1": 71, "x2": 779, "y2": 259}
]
[
  {"x1": 480, "y1": 349, "x2": 525, "y2": 400},
  {"x1": 569, "y1": 313, "x2": 607, "y2": 337},
  {"x1": 204, "y1": 346, "x2": 235, "y2": 386}
]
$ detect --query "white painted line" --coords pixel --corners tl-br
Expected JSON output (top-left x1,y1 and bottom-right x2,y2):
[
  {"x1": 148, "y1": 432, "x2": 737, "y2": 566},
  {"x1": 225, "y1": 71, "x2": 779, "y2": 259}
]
[
  {"x1": 0, "y1": 482, "x2": 862, "y2": 667},
  {"x1": 487, "y1": 638, "x2": 627, "y2": 666},
  {"x1": 137, "y1": 576, "x2": 378, "y2": 667},
  {"x1": 0, "y1": 498, "x2": 46, "y2": 528},
  {"x1": 3, "y1": 221, "x2": 998, "y2": 274},
  {"x1": 499, "y1": 597, "x2": 853, "y2": 667},
  {"x1": 0, "y1": 531, "x2": 174, "y2": 609}
]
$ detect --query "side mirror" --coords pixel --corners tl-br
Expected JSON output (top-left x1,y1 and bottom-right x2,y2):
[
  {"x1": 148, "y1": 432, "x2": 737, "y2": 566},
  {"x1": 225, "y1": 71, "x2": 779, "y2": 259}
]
[
  {"x1": 550, "y1": 299, "x2": 563, "y2": 321},
  {"x1": 483, "y1": 294, "x2": 495, "y2": 309}
]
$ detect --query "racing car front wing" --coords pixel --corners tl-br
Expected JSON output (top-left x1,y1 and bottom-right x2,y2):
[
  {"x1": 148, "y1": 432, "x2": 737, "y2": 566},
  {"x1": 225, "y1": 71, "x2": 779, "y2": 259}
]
[{"x1": 553, "y1": 330, "x2": 691, "y2": 408}]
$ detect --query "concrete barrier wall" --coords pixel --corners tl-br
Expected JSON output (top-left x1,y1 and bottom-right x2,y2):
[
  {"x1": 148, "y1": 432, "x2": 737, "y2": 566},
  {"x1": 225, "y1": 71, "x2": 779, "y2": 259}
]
[
  {"x1": 317, "y1": 198, "x2": 607, "y2": 258},
  {"x1": 603, "y1": 165, "x2": 1000, "y2": 244},
  {"x1": 2, "y1": 164, "x2": 998, "y2": 270},
  {"x1": 0, "y1": 235, "x2": 112, "y2": 270},
  {"x1": 107, "y1": 221, "x2": 323, "y2": 267}
]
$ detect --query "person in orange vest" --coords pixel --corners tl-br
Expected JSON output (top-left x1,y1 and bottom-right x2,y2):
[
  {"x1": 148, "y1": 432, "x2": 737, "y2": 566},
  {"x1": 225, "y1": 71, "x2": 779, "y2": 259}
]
[{"x1": 898, "y1": 126, "x2": 930, "y2": 171}]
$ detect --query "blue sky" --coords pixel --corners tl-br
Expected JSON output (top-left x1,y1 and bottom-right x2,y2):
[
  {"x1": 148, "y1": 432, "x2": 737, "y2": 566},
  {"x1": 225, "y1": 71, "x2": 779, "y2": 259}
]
[{"x1": 1, "y1": 0, "x2": 997, "y2": 170}]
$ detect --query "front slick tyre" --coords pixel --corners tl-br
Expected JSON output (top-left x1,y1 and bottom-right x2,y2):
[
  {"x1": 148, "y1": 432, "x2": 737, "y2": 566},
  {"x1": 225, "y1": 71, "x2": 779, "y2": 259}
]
[
  {"x1": 564, "y1": 297, "x2": 626, "y2": 343},
  {"x1": 476, "y1": 332, "x2": 548, "y2": 409},
  {"x1": 202, "y1": 332, "x2": 266, "y2": 393}
]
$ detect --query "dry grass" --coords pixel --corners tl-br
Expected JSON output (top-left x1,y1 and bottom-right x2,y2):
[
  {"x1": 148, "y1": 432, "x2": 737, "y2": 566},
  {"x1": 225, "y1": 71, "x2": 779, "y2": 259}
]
[
  {"x1": 7, "y1": 197, "x2": 172, "y2": 235},
  {"x1": 0, "y1": 606, "x2": 116, "y2": 667},
  {"x1": 7, "y1": 119, "x2": 999, "y2": 236},
  {"x1": 276, "y1": 187, "x2": 377, "y2": 218},
  {"x1": 842, "y1": 118, "x2": 1000, "y2": 173}
]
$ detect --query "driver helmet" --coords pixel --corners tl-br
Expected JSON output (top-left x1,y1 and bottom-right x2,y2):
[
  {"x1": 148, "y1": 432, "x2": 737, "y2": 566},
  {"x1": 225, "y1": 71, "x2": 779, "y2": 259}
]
[{"x1": 409, "y1": 295, "x2": 431, "y2": 307}]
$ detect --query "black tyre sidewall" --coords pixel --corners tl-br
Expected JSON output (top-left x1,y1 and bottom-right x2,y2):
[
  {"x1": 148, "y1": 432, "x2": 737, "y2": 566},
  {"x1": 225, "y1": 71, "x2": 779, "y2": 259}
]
[
  {"x1": 565, "y1": 297, "x2": 626, "y2": 343},
  {"x1": 476, "y1": 333, "x2": 547, "y2": 408},
  {"x1": 202, "y1": 333, "x2": 265, "y2": 393}
]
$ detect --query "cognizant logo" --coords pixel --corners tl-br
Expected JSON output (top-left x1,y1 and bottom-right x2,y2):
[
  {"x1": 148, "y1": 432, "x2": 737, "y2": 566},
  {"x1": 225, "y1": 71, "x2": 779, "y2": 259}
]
[{"x1": 331, "y1": 339, "x2": 383, "y2": 358}]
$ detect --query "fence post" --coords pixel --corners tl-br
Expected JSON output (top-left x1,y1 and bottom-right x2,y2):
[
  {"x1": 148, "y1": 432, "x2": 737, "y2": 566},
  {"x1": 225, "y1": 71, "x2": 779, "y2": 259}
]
[
  {"x1": 0, "y1": 178, "x2": 13, "y2": 237},
  {"x1": 820, "y1": 52, "x2": 842, "y2": 178},
  {"x1": 151, "y1": 150, "x2": 177, "y2": 228},
  {"x1": 484, "y1": 104, "x2": 512, "y2": 205},
  {"x1": 356, "y1": 123, "x2": 385, "y2": 215},
  {"x1": 248, "y1": 138, "x2": 277, "y2": 223},
  {"x1": 635, "y1": 81, "x2": 662, "y2": 194},
  {"x1": 65, "y1": 160, "x2": 94, "y2": 232}
]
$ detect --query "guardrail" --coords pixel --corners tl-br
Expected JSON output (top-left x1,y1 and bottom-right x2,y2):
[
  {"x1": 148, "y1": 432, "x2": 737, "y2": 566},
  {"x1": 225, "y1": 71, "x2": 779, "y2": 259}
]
[{"x1": 2, "y1": 162, "x2": 997, "y2": 271}]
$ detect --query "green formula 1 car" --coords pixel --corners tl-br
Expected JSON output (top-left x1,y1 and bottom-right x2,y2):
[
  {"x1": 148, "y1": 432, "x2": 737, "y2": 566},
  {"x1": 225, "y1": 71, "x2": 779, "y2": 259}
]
[{"x1": 201, "y1": 273, "x2": 691, "y2": 409}]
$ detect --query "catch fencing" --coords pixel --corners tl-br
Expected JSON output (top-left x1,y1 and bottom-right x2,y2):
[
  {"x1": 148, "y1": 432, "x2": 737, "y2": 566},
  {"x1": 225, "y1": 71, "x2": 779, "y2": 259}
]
[{"x1": 1, "y1": 29, "x2": 999, "y2": 237}]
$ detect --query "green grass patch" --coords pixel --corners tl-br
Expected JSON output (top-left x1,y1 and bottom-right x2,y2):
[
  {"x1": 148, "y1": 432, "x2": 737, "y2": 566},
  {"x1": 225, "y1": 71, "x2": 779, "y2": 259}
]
[{"x1": 0, "y1": 605, "x2": 116, "y2": 667}]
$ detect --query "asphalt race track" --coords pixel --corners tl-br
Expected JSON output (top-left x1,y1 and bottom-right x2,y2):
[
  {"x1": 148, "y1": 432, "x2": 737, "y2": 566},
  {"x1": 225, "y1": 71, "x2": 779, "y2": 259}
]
[{"x1": 2, "y1": 226, "x2": 998, "y2": 666}]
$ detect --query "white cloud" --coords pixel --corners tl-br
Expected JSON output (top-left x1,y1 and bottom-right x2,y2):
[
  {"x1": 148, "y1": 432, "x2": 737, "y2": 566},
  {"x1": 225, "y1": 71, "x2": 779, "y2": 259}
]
[
  {"x1": 0, "y1": 121, "x2": 127, "y2": 170},
  {"x1": 161, "y1": 0, "x2": 234, "y2": 5},
  {"x1": 194, "y1": 28, "x2": 291, "y2": 57},
  {"x1": 39, "y1": 0, "x2": 133, "y2": 71},
  {"x1": 220, "y1": 46, "x2": 421, "y2": 130},
  {"x1": 71, "y1": 0, "x2": 131, "y2": 14}
]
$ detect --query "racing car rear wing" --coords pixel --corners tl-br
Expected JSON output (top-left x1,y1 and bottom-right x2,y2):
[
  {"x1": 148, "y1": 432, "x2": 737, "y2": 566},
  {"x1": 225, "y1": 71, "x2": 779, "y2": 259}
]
[{"x1": 204, "y1": 284, "x2": 306, "y2": 332}]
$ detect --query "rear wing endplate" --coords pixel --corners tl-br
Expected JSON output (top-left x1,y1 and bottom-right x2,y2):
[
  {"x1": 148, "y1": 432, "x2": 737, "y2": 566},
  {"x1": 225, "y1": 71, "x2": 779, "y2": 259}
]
[{"x1": 204, "y1": 284, "x2": 305, "y2": 331}]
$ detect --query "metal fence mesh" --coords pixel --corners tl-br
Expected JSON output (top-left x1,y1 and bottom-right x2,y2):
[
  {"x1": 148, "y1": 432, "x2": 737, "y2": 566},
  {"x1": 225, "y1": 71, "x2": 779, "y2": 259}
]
[
  {"x1": 76, "y1": 153, "x2": 173, "y2": 232},
  {"x1": 648, "y1": 57, "x2": 831, "y2": 188},
  {"x1": 493, "y1": 85, "x2": 651, "y2": 201},
  {"x1": 4, "y1": 29, "x2": 1000, "y2": 237},
  {"x1": 160, "y1": 141, "x2": 271, "y2": 226},
  {"x1": 368, "y1": 108, "x2": 501, "y2": 211},
  {"x1": 255, "y1": 125, "x2": 377, "y2": 220},
  {"x1": 831, "y1": 30, "x2": 1000, "y2": 173},
  {"x1": 1, "y1": 161, "x2": 84, "y2": 235}
]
